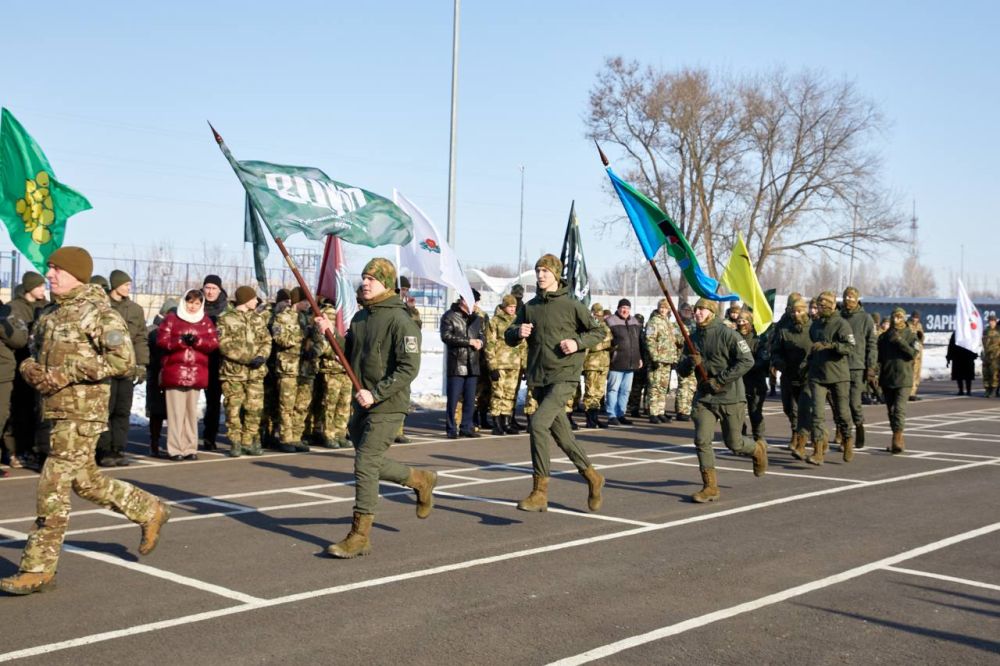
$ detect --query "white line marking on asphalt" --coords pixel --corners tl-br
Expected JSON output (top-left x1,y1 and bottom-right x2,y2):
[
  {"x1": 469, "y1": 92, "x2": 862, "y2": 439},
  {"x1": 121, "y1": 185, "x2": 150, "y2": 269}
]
[
  {"x1": 432, "y1": 490, "x2": 657, "y2": 527},
  {"x1": 0, "y1": 526, "x2": 261, "y2": 605},
  {"x1": 881, "y1": 565, "x2": 1000, "y2": 592},
  {"x1": 547, "y1": 521, "x2": 1000, "y2": 665}
]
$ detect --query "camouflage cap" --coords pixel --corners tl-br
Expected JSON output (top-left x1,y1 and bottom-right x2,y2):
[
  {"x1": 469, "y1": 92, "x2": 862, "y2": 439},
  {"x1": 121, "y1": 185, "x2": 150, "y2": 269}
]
[
  {"x1": 21, "y1": 271, "x2": 45, "y2": 292},
  {"x1": 362, "y1": 257, "x2": 397, "y2": 290},
  {"x1": 534, "y1": 253, "x2": 562, "y2": 278},
  {"x1": 693, "y1": 297, "x2": 718, "y2": 314},
  {"x1": 109, "y1": 269, "x2": 132, "y2": 290},
  {"x1": 49, "y1": 246, "x2": 93, "y2": 283},
  {"x1": 591, "y1": 302, "x2": 604, "y2": 315},
  {"x1": 501, "y1": 294, "x2": 517, "y2": 308},
  {"x1": 234, "y1": 285, "x2": 258, "y2": 306}
]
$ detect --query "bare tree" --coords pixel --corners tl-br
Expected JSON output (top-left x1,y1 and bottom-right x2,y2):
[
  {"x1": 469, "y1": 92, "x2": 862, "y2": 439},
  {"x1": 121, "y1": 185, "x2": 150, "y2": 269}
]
[{"x1": 878, "y1": 256, "x2": 938, "y2": 297}]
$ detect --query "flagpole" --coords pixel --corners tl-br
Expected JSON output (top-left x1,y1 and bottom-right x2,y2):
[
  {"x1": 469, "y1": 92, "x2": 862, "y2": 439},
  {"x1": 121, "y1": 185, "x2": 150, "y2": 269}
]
[
  {"x1": 209, "y1": 122, "x2": 363, "y2": 393},
  {"x1": 595, "y1": 141, "x2": 708, "y2": 383}
]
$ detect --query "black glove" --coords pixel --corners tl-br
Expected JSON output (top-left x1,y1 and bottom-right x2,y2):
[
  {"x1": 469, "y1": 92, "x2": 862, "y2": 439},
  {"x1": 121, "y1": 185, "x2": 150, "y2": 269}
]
[
  {"x1": 248, "y1": 356, "x2": 266, "y2": 370},
  {"x1": 301, "y1": 348, "x2": 316, "y2": 361},
  {"x1": 698, "y1": 379, "x2": 724, "y2": 395},
  {"x1": 490, "y1": 369, "x2": 501, "y2": 382},
  {"x1": 181, "y1": 333, "x2": 198, "y2": 346},
  {"x1": 811, "y1": 341, "x2": 832, "y2": 353}
]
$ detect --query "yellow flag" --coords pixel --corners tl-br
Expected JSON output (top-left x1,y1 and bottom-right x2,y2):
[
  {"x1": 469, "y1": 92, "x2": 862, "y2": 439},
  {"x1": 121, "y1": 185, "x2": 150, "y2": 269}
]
[{"x1": 721, "y1": 233, "x2": 773, "y2": 334}]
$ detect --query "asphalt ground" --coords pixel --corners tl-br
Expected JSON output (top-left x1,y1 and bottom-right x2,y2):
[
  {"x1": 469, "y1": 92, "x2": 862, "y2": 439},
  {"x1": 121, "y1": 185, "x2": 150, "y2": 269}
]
[{"x1": 0, "y1": 379, "x2": 997, "y2": 664}]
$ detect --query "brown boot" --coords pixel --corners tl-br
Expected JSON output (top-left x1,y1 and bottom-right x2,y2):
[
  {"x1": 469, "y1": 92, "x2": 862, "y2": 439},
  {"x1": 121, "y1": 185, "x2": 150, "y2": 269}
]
[
  {"x1": 843, "y1": 435, "x2": 855, "y2": 463},
  {"x1": 789, "y1": 432, "x2": 806, "y2": 461},
  {"x1": 581, "y1": 466, "x2": 604, "y2": 511},
  {"x1": 405, "y1": 469, "x2": 438, "y2": 519},
  {"x1": 327, "y1": 512, "x2": 374, "y2": 559},
  {"x1": 834, "y1": 425, "x2": 844, "y2": 450},
  {"x1": 139, "y1": 500, "x2": 171, "y2": 556},
  {"x1": 806, "y1": 436, "x2": 827, "y2": 466},
  {"x1": 890, "y1": 431, "x2": 905, "y2": 454},
  {"x1": 691, "y1": 468, "x2": 720, "y2": 503},
  {"x1": 517, "y1": 475, "x2": 549, "y2": 512},
  {"x1": 0, "y1": 571, "x2": 56, "y2": 595},
  {"x1": 752, "y1": 440, "x2": 768, "y2": 477}
]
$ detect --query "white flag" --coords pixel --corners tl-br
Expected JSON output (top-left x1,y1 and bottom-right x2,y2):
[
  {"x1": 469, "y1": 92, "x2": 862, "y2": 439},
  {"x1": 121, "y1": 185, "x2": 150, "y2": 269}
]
[
  {"x1": 393, "y1": 190, "x2": 475, "y2": 309},
  {"x1": 955, "y1": 279, "x2": 983, "y2": 354}
]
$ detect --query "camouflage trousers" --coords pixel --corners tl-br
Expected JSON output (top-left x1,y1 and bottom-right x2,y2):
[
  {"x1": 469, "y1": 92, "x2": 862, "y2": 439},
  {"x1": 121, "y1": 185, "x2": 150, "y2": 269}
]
[
  {"x1": 582, "y1": 369, "x2": 608, "y2": 410},
  {"x1": 222, "y1": 379, "x2": 265, "y2": 446},
  {"x1": 318, "y1": 373, "x2": 352, "y2": 438},
  {"x1": 489, "y1": 368, "x2": 520, "y2": 416},
  {"x1": 983, "y1": 357, "x2": 999, "y2": 390},
  {"x1": 20, "y1": 419, "x2": 157, "y2": 573},
  {"x1": 647, "y1": 364, "x2": 673, "y2": 415},
  {"x1": 277, "y1": 375, "x2": 315, "y2": 443},
  {"x1": 674, "y1": 373, "x2": 696, "y2": 416}
]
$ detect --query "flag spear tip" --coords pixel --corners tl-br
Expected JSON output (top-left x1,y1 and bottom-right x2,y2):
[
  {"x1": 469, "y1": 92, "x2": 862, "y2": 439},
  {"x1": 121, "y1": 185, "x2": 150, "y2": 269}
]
[
  {"x1": 594, "y1": 140, "x2": 609, "y2": 167},
  {"x1": 207, "y1": 121, "x2": 223, "y2": 144}
]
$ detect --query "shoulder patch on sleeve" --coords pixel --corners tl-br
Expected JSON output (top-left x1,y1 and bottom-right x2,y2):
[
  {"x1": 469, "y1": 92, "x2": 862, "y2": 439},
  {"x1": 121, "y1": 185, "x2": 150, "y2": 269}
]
[
  {"x1": 847, "y1": 334, "x2": 856, "y2": 345},
  {"x1": 102, "y1": 329, "x2": 126, "y2": 349},
  {"x1": 737, "y1": 339, "x2": 751, "y2": 355},
  {"x1": 404, "y1": 335, "x2": 418, "y2": 354}
]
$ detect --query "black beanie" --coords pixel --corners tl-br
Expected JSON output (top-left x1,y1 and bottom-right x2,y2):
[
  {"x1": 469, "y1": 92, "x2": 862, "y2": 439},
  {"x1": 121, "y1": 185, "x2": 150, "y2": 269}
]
[{"x1": 203, "y1": 274, "x2": 223, "y2": 289}]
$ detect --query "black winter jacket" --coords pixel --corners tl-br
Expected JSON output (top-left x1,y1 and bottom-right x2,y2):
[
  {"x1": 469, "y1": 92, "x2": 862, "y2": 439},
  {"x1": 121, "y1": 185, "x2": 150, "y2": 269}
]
[
  {"x1": 607, "y1": 313, "x2": 643, "y2": 371},
  {"x1": 440, "y1": 303, "x2": 485, "y2": 377}
]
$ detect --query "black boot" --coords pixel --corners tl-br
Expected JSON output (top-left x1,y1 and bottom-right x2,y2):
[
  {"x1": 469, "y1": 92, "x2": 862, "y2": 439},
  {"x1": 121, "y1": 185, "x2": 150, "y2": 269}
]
[
  {"x1": 508, "y1": 413, "x2": 524, "y2": 432},
  {"x1": 491, "y1": 415, "x2": 506, "y2": 436},
  {"x1": 567, "y1": 412, "x2": 579, "y2": 430}
]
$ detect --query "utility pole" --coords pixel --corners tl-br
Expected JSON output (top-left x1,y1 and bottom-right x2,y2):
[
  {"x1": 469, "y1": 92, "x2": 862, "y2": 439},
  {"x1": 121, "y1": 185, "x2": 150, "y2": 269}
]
[{"x1": 518, "y1": 165, "x2": 525, "y2": 277}]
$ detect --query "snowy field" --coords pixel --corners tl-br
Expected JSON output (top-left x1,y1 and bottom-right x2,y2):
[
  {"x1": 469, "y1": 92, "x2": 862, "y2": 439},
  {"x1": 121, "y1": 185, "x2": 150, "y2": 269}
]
[{"x1": 129, "y1": 332, "x2": 960, "y2": 428}]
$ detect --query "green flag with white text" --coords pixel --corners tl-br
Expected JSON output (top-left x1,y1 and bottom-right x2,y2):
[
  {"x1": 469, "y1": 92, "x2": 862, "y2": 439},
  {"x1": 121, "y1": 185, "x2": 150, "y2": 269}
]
[{"x1": 0, "y1": 108, "x2": 91, "y2": 271}]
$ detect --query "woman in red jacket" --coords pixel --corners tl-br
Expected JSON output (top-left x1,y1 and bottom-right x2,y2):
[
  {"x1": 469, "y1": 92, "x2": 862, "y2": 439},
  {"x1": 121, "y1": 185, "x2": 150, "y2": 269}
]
[{"x1": 157, "y1": 289, "x2": 219, "y2": 460}]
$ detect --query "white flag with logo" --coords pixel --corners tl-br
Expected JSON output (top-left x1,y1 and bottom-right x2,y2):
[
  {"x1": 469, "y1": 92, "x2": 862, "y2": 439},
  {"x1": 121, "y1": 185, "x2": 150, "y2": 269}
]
[
  {"x1": 955, "y1": 279, "x2": 983, "y2": 354},
  {"x1": 393, "y1": 190, "x2": 475, "y2": 309}
]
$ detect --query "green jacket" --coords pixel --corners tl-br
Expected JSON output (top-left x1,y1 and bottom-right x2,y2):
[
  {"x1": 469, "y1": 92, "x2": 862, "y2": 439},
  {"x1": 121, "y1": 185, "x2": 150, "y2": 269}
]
[
  {"x1": 878, "y1": 326, "x2": 919, "y2": 389},
  {"x1": 110, "y1": 296, "x2": 150, "y2": 367},
  {"x1": 0, "y1": 304, "x2": 29, "y2": 383},
  {"x1": 345, "y1": 293, "x2": 420, "y2": 417},
  {"x1": 677, "y1": 317, "x2": 753, "y2": 405},
  {"x1": 839, "y1": 305, "x2": 877, "y2": 371},
  {"x1": 770, "y1": 319, "x2": 812, "y2": 386},
  {"x1": 504, "y1": 282, "x2": 604, "y2": 388},
  {"x1": 808, "y1": 312, "x2": 854, "y2": 384}
]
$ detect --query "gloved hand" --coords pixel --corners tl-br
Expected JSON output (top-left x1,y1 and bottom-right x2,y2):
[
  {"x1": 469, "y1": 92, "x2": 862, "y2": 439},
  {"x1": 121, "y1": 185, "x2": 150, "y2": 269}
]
[
  {"x1": 811, "y1": 342, "x2": 832, "y2": 353},
  {"x1": 20, "y1": 359, "x2": 68, "y2": 396},
  {"x1": 132, "y1": 365, "x2": 146, "y2": 386},
  {"x1": 689, "y1": 352, "x2": 703, "y2": 367},
  {"x1": 181, "y1": 332, "x2": 198, "y2": 346},
  {"x1": 698, "y1": 378, "x2": 724, "y2": 395},
  {"x1": 19, "y1": 359, "x2": 48, "y2": 389},
  {"x1": 866, "y1": 367, "x2": 877, "y2": 383},
  {"x1": 248, "y1": 356, "x2": 266, "y2": 370},
  {"x1": 490, "y1": 369, "x2": 501, "y2": 382}
]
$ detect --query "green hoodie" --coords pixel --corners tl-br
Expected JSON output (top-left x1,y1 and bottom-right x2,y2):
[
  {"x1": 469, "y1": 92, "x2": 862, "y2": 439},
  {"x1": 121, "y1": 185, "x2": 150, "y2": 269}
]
[
  {"x1": 345, "y1": 292, "x2": 421, "y2": 417},
  {"x1": 504, "y1": 282, "x2": 604, "y2": 387}
]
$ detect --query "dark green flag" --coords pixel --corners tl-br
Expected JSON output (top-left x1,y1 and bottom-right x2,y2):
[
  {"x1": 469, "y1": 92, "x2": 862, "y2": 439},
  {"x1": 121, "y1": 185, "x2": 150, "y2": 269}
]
[
  {"x1": 559, "y1": 201, "x2": 590, "y2": 305},
  {"x1": 244, "y1": 194, "x2": 269, "y2": 295}
]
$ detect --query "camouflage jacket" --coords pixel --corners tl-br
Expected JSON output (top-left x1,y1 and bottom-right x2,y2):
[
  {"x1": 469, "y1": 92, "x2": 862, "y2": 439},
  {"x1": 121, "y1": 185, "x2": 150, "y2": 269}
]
[
  {"x1": 218, "y1": 308, "x2": 271, "y2": 381},
  {"x1": 983, "y1": 327, "x2": 1000, "y2": 360},
  {"x1": 271, "y1": 307, "x2": 318, "y2": 378},
  {"x1": 110, "y1": 296, "x2": 150, "y2": 367},
  {"x1": 314, "y1": 304, "x2": 348, "y2": 375},
  {"x1": 485, "y1": 306, "x2": 525, "y2": 371},
  {"x1": 644, "y1": 312, "x2": 679, "y2": 365},
  {"x1": 29, "y1": 283, "x2": 135, "y2": 422},
  {"x1": 583, "y1": 318, "x2": 612, "y2": 372}
]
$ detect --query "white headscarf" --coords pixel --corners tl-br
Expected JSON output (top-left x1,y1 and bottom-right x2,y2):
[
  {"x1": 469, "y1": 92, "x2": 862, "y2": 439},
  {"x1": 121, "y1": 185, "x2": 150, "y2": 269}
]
[{"x1": 177, "y1": 289, "x2": 206, "y2": 323}]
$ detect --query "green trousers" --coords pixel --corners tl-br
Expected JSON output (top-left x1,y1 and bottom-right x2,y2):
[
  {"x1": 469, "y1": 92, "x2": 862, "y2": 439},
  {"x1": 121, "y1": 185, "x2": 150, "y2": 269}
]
[
  {"x1": 527, "y1": 382, "x2": 592, "y2": 477},
  {"x1": 692, "y1": 399, "x2": 757, "y2": 470},
  {"x1": 809, "y1": 380, "x2": 852, "y2": 442},
  {"x1": 348, "y1": 411, "x2": 410, "y2": 515},
  {"x1": 848, "y1": 369, "x2": 865, "y2": 427},
  {"x1": 883, "y1": 386, "x2": 910, "y2": 432}
]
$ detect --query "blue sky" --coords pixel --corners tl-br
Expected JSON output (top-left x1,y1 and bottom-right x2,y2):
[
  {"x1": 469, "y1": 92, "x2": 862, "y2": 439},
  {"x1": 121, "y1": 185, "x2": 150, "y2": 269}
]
[{"x1": 1, "y1": 0, "x2": 997, "y2": 294}]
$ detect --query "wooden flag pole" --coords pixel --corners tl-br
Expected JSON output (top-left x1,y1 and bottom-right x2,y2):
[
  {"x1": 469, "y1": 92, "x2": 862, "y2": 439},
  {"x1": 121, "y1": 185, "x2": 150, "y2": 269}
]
[{"x1": 595, "y1": 140, "x2": 708, "y2": 382}]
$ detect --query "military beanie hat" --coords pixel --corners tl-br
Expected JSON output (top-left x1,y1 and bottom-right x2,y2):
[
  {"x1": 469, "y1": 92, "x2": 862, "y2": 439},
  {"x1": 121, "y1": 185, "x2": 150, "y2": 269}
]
[
  {"x1": 21, "y1": 271, "x2": 45, "y2": 292},
  {"x1": 289, "y1": 287, "x2": 305, "y2": 304},
  {"x1": 48, "y1": 246, "x2": 93, "y2": 283},
  {"x1": 657, "y1": 298, "x2": 669, "y2": 309},
  {"x1": 693, "y1": 297, "x2": 718, "y2": 314},
  {"x1": 591, "y1": 302, "x2": 604, "y2": 315},
  {"x1": 398, "y1": 275, "x2": 411, "y2": 289},
  {"x1": 362, "y1": 257, "x2": 397, "y2": 290},
  {"x1": 892, "y1": 307, "x2": 906, "y2": 317},
  {"x1": 843, "y1": 286, "x2": 860, "y2": 299},
  {"x1": 510, "y1": 284, "x2": 525, "y2": 297},
  {"x1": 502, "y1": 294, "x2": 517, "y2": 308},
  {"x1": 534, "y1": 253, "x2": 562, "y2": 277},
  {"x1": 90, "y1": 275, "x2": 110, "y2": 291},
  {"x1": 275, "y1": 288, "x2": 290, "y2": 303},
  {"x1": 234, "y1": 285, "x2": 257, "y2": 306},
  {"x1": 110, "y1": 269, "x2": 132, "y2": 290},
  {"x1": 203, "y1": 274, "x2": 223, "y2": 289}
]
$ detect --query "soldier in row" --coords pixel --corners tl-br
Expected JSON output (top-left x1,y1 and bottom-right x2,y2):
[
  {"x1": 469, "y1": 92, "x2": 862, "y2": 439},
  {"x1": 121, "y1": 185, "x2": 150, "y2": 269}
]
[
  {"x1": 980, "y1": 315, "x2": 999, "y2": 397},
  {"x1": 485, "y1": 294, "x2": 526, "y2": 435},
  {"x1": 644, "y1": 298, "x2": 679, "y2": 423},
  {"x1": 581, "y1": 302, "x2": 612, "y2": 428},
  {"x1": 878, "y1": 308, "x2": 921, "y2": 453}
]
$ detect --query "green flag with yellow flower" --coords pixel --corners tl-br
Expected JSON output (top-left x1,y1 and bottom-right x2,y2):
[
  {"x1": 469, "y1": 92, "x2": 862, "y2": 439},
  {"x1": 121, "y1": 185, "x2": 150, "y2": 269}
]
[{"x1": 0, "y1": 108, "x2": 91, "y2": 271}]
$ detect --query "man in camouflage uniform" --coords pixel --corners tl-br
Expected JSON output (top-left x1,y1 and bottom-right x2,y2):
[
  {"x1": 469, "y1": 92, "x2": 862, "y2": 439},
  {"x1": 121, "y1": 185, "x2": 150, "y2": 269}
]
[
  {"x1": 770, "y1": 296, "x2": 812, "y2": 458},
  {"x1": 582, "y1": 302, "x2": 611, "y2": 428},
  {"x1": 981, "y1": 315, "x2": 999, "y2": 397},
  {"x1": 313, "y1": 300, "x2": 353, "y2": 448},
  {"x1": 673, "y1": 302, "x2": 696, "y2": 421},
  {"x1": 677, "y1": 298, "x2": 768, "y2": 503},
  {"x1": 908, "y1": 310, "x2": 925, "y2": 401},
  {"x1": 96, "y1": 269, "x2": 150, "y2": 467},
  {"x1": 508, "y1": 283, "x2": 528, "y2": 432},
  {"x1": 322, "y1": 258, "x2": 437, "y2": 559},
  {"x1": 839, "y1": 287, "x2": 877, "y2": 448},
  {"x1": 644, "y1": 299, "x2": 679, "y2": 423},
  {"x1": 271, "y1": 287, "x2": 317, "y2": 453},
  {"x1": 217, "y1": 286, "x2": 271, "y2": 457},
  {"x1": 878, "y1": 308, "x2": 921, "y2": 453},
  {"x1": 0, "y1": 248, "x2": 169, "y2": 596},
  {"x1": 485, "y1": 294, "x2": 525, "y2": 435},
  {"x1": 724, "y1": 305, "x2": 741, "y2": 330},
  {"x1": 737, "y1": 310, "x2": 770, "y2": 440},
  {"x1": 805, "y1": 291, "x2": 856, "y2": 465}
]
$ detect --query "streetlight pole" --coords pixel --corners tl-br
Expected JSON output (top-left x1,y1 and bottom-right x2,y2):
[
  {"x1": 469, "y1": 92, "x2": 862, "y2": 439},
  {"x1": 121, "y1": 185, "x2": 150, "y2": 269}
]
[{"x1": 517, "y1": 165, "x2": 525, "y2": 277}]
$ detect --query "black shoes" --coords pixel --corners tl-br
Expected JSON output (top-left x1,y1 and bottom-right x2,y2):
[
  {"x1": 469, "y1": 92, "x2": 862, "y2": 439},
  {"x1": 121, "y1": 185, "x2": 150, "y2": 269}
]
[
  {"x1": 459, "y1": 430, "x2": 481, "y2": 438},
  {"x1": 607, "y1": 417, "x2": 620, "y2": 426},
  {"x1": 675, "y1": 413, "x2": 691, "y2": 422}
]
